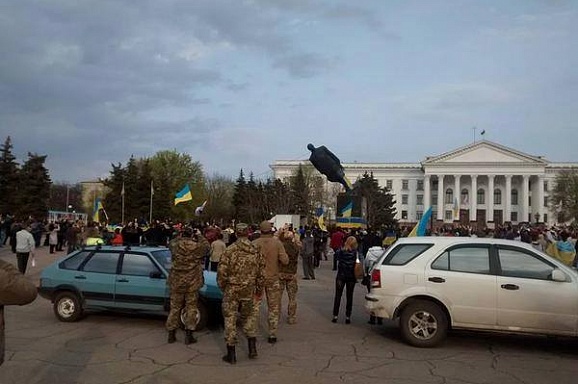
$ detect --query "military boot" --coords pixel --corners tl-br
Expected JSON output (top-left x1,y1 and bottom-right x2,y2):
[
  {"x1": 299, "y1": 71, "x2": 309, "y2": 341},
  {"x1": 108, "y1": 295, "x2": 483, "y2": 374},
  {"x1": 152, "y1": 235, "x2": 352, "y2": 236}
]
[
  {"x1": 248, "y1": 337, "x2": 258, "y2": 359},
  {"x1": 167, "y1": 330, "x2": 176, "y2": 344},
  {"x1": 222, "y1": 345, "x2": 236, "y2": 364},
  {"x1": 184, "y1": 330, "x2": 197, "y2": 345}
]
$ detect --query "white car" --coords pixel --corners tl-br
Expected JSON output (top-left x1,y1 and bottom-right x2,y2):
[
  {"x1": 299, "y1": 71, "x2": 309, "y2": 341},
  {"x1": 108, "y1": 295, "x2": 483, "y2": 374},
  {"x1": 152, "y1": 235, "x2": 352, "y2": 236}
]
[{"x1": 365, "y1": 237, "x2": 578, "y2": 347}]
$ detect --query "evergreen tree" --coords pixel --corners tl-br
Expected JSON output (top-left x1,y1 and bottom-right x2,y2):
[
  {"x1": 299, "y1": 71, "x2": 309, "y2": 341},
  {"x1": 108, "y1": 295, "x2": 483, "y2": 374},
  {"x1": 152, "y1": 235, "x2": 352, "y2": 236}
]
[
  {"x1": 232, "y1": 169, "x2": 248, "y2": 222},
  {"x1": 124, "y1": 156, "x2": 140, "y2": 222},
  {"x1": 102, "y1": 163, "x2": 125, "y2": 224},
  {"x1": 290, "y1": 164, "x2": 309, "y2": 216},
  {"x1": 16, "y1": 153, "x2": 51, "y2": 220},
  {"x1": 135, "y1": 159, "x2": 154, "y2": 222},
  {"x1": 0, "y1": 136, "x2": 20, "y2": 214},
  {"x1": 354, "y1": 172, "x2": 397, "y2": 228}
]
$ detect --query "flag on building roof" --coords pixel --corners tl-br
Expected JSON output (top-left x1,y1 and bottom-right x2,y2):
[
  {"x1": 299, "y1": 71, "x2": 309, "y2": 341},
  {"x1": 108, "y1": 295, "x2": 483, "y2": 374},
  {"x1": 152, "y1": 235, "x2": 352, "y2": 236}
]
[
  {"x1": 174, "y1": 184, "x2": 193, "y2": 206},
  {"x1": 408, "y1": 206, "x2": 432, "y2": 237}
]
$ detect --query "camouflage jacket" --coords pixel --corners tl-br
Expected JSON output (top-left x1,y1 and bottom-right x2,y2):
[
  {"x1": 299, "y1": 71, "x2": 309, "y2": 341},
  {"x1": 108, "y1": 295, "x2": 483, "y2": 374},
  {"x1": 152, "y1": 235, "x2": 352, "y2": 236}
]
[
  {"x1": 0, "y1": 260, "x2": 37, "y2": 366},
  {"x1": 217, "y1": 238, "x2": 265, "y2": 297},
  {"x1": 279, "y1": 239, "x2": 300, "y2": 275},
  {"x1": 168, "y1": 235, "x2": 210, "y2": 293}
]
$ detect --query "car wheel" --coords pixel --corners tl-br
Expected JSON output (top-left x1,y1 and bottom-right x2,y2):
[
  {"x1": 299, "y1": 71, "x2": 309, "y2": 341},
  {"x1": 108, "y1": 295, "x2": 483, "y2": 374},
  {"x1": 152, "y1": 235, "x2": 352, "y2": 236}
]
[
  {"x1": 180, "y1": 300, "x2": 209, "y2": 331},
  {"x1": 400, "y1": 300, "x2": 448, "y2": 347},
  {"x1": 53, "y1": 292, "x2": 83, "y2": 322}
]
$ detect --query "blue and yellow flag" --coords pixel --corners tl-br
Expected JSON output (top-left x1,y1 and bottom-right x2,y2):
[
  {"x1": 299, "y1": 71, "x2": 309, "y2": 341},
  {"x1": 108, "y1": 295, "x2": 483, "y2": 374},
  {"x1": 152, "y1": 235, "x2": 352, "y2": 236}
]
[
  {"x1": 93, "y1": 198, "x2": 104, "y2": 222},
  {"x1": 453, "y1": 197, "x2": 460, "y2": 220},
  {"x1": 340, "y1": 200, "x2": 353, "y2": 218},
  {"x1": 174, "y1": 184, "x2": 193, "y2": 205},
  {"x1": 408, "y1": 206, "x2": 432, "y2": 237},
  {"x1": 315, "y1": 207, "x2": 327, "y2": 231}
]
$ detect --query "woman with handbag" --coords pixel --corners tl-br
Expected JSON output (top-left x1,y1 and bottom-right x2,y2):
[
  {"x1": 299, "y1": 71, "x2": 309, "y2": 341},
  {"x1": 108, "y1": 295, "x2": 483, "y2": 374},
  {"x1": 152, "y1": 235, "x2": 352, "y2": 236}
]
[{"x1": 331, "y1": 236, "x2": 359, "y2": 324}]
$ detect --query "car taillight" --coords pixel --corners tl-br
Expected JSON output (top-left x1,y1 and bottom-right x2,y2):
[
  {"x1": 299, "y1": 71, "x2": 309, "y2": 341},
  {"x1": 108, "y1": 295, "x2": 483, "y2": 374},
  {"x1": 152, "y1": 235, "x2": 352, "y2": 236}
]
[{"x1": 371, "y1": 269, "x2": 381, "y2": 288}]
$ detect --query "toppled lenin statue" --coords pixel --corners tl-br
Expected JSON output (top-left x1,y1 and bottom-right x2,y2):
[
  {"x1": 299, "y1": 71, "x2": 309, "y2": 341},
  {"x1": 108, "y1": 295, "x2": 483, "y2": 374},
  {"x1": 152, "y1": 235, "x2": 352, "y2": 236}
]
[{"x1": 307, "y1": 143, "x2": 352, "y2": 192}]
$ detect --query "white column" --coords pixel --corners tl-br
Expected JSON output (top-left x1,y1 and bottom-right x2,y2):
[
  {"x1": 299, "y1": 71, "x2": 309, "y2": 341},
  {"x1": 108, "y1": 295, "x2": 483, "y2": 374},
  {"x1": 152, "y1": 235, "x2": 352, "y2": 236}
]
[
  {"x1": 424, "y1": 175, "x2": 431, "y2": 209},
  {"x1": 522, "y1": 175, "x2": 530, "y2": 223},
  {"x1": 471, "y1": 175, "x2": 478, "y2": 223},
  {"x1": 454, "y1": 175, "x2": 461, "y2": 221},
  {"x1": 437, "y1": 175, "x2": 444, "y2": 221},
  {"x1": 488, "y1": 175, "x2": 494, "y2": 223},
  {"x1": 537, "y1": 175, "x2": 545, "y2": 223},
  {"x1": 505, "y1": 175, "x2": 512, "y2": 223}
]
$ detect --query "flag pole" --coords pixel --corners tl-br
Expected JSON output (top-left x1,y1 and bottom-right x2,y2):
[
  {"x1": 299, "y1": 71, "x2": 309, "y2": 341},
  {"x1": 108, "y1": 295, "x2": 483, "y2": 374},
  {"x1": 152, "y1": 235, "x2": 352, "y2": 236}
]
[
  {"x1": 149, "y1": 180, "x2": 153, "y2": 224},
  {"x1": 121, "y1": 181, "x2": 125, "y2": 225}
]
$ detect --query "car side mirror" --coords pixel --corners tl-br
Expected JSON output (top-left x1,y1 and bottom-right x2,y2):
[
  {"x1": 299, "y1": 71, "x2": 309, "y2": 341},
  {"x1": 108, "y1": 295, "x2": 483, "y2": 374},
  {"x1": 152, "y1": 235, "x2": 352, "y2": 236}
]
[
  {"x1": 551, "y1": 269, "x2": 567, "y2": 282},
  {"x1": 149, "y1": 271, "x2": 164, "y2": 279}
]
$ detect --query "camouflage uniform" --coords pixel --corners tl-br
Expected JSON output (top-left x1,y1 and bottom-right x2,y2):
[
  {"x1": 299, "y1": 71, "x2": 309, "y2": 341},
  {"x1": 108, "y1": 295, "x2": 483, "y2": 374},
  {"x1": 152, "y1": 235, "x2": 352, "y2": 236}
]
[
  {"x1": 165, "y1": 234, "x2": 210, "y2": 331},
  {"x1": 252, "y1": 223, "x2": 289, "y2": 341},
  {"x1": 217, "y1": 237, "x2": 265, "y2": 345},
  {"x1": 279, "y1": 239, "x2": 300, "y2": 324}
]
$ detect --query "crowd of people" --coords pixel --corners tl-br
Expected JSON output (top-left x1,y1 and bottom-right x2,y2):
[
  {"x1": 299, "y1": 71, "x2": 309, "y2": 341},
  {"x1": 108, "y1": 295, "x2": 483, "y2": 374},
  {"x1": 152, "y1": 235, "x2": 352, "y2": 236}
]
[{"x1": 2, "y1": 210, "x2": 578, "y2": 366}]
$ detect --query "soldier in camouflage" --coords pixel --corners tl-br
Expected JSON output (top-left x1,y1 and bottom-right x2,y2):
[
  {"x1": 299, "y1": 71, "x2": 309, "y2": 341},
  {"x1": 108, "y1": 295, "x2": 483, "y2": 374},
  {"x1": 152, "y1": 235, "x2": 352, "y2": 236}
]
[
  {"x1": 166, "y1": 227, "x2": 210, "y2": 345},
  {"x1": 252, "y1": 220, "x2": 289, "y2": 344},
  {"x1": 217, "y1": 222, "x2": 265, "y2": 364},
  {"x1": 278, "y1": 230, "x2": 300, "y2": 324}
]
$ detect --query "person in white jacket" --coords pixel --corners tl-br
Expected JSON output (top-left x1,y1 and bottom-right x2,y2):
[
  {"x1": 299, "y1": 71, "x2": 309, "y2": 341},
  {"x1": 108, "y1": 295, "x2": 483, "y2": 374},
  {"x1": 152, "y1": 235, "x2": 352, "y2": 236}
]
[{"x1": 15, "y1": 223, "x2": 35, "y2": 274}]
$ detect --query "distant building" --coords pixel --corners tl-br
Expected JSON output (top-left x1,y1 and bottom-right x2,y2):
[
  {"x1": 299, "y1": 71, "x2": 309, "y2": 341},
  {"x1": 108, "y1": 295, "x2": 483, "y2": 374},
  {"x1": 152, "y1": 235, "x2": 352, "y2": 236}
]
[{"x1": 270, "y1": 140, "x2": 578, "y2": 227}]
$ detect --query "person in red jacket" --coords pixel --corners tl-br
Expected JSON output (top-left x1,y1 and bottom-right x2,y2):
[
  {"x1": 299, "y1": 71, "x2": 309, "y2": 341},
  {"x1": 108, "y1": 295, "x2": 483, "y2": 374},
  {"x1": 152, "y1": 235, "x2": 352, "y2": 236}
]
[
  {"x1": 111, "y1": 228, "x2": 124, "y2": 246},
  {"x1": 330, "y1": 227, "x2": 346, "y2": 271}
]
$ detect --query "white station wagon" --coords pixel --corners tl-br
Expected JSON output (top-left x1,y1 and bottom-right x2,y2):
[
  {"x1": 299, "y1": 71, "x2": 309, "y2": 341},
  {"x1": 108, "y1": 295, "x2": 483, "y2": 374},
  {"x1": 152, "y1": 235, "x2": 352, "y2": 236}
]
[{"x1": 365, "y1": 237, "x2": 578, "y2": 347}]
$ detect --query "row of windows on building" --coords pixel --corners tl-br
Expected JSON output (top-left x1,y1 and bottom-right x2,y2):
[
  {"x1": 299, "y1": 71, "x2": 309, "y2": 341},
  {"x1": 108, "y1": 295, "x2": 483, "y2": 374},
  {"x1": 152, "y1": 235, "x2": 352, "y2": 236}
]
[
  {"x1": 400, "y1": 189, "x2": 549, "y2": 207},
  {"x1": 387, "y1": 179, "x2": 550, "y2": 192},
  {"x1": 400, "y1": 210, "x2": 547, "y2": 224}
]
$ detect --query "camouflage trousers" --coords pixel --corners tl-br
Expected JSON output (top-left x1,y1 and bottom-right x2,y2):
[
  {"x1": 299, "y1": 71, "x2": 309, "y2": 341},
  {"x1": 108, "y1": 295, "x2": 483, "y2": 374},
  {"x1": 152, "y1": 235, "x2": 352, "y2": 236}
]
[
  {"x1": 222, "y1": 287, "x2": 257, "y2": 346},
  {"x1": 278, "y1": 273, "x2": 298, "y2": 323},
  {"x1": 166, "y1": 291, "x2": 199, "y2": 331},
  {"x1": 253, "y1": 278, "x2": 282, "y2": 337}
]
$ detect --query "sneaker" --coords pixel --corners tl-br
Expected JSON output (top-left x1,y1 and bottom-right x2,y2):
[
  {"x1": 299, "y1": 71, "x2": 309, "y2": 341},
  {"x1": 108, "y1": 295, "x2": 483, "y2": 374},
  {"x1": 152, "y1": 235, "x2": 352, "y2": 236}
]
[
  {"x1": 345, "y1": 317, "x2": 351, "y2": 324},
  {"x1": 267, "y1": 336, "x2": 277, "y2": 344},
  {"x1": 302, "y1": 277, "x2": 310, "y2": 280},
  {"x1": 287, "y1": 318, "x2": 297, "y2": 325},
  {"x1": 331, "y1": 316, "x2": 337, "y2": 323}
]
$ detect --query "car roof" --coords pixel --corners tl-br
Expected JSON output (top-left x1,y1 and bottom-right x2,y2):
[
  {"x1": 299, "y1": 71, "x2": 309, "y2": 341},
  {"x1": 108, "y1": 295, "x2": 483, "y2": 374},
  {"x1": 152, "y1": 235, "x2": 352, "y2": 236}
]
[
  {"x1": 393, "y1": 236, "x2": 542, "y2": 251},
  {"x1": 80, "y1": 245, "x2": 169, "y2": 253}
]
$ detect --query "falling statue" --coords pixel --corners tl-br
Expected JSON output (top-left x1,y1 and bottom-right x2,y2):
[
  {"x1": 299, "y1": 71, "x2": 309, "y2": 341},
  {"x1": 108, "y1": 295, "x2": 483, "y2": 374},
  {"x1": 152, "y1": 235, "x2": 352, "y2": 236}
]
[{"x1": 307, "y1": 143, "x2": 352, "y2": 192}]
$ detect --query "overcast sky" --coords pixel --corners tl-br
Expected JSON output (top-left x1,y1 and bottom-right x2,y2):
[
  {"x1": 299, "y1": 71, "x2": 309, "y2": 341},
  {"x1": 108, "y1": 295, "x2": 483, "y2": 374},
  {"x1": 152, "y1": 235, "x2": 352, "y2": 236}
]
[{"x1": 1, "y1": 0, "x2": 577, "y2": 183}]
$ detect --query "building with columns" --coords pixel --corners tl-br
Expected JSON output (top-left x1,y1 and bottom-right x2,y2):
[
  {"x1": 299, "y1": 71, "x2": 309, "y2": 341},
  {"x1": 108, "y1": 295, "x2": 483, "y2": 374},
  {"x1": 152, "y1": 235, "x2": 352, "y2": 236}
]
[{"x1": 270, "y1": 140, "x2": 578, "y2": 228}]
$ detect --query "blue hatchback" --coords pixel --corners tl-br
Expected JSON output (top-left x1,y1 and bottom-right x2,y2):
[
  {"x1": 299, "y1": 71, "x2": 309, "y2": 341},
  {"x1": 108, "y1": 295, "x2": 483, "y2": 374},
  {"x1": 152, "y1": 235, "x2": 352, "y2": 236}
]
[{"x1": 38, "y1": 245, "x2": 222, "y2": 329}]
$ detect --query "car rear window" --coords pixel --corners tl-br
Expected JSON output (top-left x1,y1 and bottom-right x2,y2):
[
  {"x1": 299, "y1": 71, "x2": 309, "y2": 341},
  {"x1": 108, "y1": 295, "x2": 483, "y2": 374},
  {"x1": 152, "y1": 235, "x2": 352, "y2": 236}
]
[
  {"x1": 151, "y1": 249, "x2": 172, "y2": 270},
  {"x1": 60, "y1": 251, "x2": 92, "y2": 270},
  {"x1": 381, "y1": 243, "x2": 433, "y2": 265}
]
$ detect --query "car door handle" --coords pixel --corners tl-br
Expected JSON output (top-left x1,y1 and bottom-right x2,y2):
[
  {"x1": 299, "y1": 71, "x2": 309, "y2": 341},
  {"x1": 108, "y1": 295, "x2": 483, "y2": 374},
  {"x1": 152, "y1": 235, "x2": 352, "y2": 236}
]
[
  {"x1": 74, "y1": 275, "x2": 86, "y2": 280},
  {"x1": 117, "y1": 279, "x2": 129, "y2": 283},
  {"x1": 428, "y1": 277, "x2": 445, "y2": 283},
  {"x1": 501, "y1": 284, "x2": 519, "y2": 290}
]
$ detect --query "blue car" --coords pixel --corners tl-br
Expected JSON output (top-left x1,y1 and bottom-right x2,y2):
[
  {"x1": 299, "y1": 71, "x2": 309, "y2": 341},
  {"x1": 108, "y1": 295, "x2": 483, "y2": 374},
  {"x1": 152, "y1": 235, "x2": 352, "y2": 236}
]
[{"x1": 38, "y1": 245, "x2": 222, "y2": 330}]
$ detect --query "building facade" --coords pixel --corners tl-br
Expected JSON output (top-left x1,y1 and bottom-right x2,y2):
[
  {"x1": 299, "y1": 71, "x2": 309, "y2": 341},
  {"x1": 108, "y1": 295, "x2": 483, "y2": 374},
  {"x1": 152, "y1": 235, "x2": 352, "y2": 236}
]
[{"x1": 270, "y1": 141, "x2": 578, "y2": 228}]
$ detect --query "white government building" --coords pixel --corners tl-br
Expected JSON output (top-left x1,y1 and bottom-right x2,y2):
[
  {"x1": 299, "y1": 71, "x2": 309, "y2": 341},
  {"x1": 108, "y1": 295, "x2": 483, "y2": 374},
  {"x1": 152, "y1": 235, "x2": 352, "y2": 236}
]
[{"x1": 270, "y1": 140, "x2": 578, "y2": 228}]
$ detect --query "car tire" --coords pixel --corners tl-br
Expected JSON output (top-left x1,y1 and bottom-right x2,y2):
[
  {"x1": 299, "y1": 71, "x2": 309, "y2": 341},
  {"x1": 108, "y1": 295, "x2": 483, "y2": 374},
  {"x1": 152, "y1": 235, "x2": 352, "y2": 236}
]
[
  {"x1": 179, "y1": 300, "x2": 209, "y2": 331},
  {"x1": 400, "y1": 300, "x2": 448, "y2": 347},
  {"x1": 53, "y1": 291, "x2": 83, "y2": 322}
]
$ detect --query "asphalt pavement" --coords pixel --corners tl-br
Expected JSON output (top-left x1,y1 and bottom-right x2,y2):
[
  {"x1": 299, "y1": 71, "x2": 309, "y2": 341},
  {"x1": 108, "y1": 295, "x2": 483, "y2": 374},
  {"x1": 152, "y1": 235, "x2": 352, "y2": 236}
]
[{"x1": 1, "y1": 243, "x2": 578, "y2": 384}]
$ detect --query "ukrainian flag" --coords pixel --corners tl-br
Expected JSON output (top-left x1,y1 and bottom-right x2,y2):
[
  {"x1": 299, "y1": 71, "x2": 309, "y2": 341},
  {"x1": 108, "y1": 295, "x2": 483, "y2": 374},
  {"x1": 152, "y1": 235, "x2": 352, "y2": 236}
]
[
  {"x1": 93, "y1": 198, "x2": 104, "y2": 223},
  {"x1": 316, "y1": 207, "x2": 327, "y2": 231},
  {"x1": 408, "y1": 206, "x2": 432, "y2": 237},
  {"x1": 340, "y1": 200, "x2": 353, "y2": 218},
  {"x1": 174, "y1": 184, "x2": 193, "y2": 205}
]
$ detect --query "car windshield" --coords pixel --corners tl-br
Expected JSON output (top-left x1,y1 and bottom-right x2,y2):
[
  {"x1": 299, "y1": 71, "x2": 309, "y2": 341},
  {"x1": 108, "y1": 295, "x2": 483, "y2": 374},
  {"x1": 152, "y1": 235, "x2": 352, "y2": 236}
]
[{"x1": 151, "y1": 249, "x2": 172, "y2": 270}]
